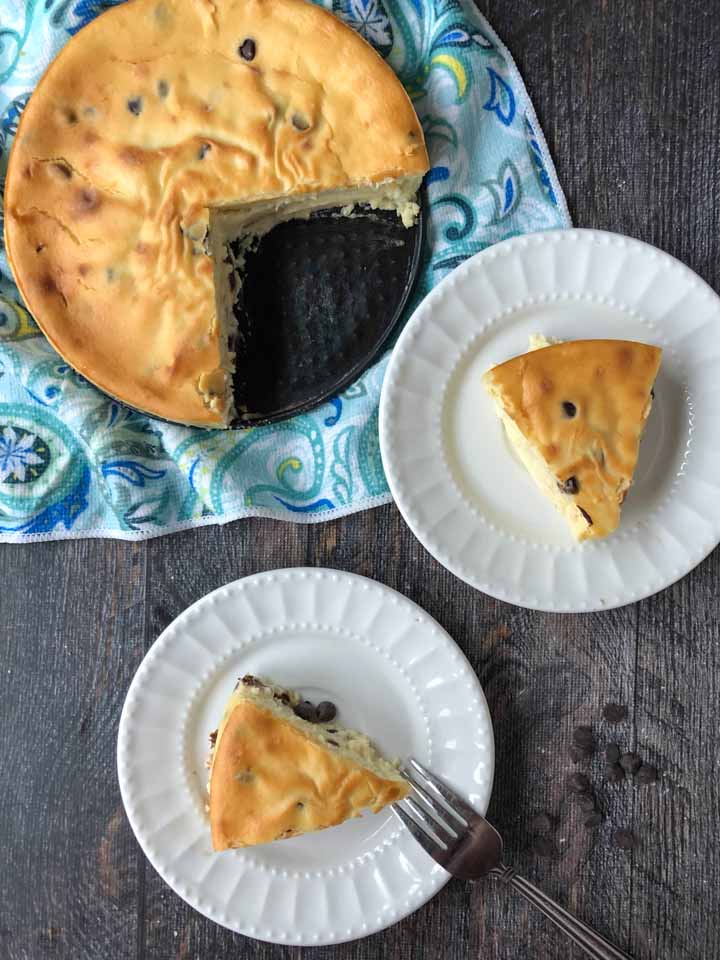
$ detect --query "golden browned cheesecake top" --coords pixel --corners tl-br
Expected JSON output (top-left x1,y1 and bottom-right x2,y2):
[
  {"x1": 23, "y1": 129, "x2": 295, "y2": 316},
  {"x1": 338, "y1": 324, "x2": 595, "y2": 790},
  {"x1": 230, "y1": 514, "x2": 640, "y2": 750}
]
[
  {"x1": 4, "y1": 0, "x2": 428, "y2": 426},
  {"x1": 483, "y1": 339, "x2": 662, "y2": 540},
  {"x1": 209, "y1": 698, "x2": 408, "y2": 850}
]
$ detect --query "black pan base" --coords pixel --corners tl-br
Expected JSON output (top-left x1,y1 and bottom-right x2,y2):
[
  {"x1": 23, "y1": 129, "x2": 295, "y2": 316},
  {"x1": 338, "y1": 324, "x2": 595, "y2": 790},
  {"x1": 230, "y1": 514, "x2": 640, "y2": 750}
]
[{"x1": 230, "y1": 201, "x2": 424, "y2": 428}]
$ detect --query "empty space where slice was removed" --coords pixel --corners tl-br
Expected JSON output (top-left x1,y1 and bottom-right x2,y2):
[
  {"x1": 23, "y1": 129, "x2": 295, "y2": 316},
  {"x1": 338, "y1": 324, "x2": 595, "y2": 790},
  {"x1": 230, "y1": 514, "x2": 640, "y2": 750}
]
[
  {"x1": 221, "y1": 204, "x2": 423, "y2": 425},
  {"x1": 4, "y1": 0, "x2": 428, "y2": 427}
]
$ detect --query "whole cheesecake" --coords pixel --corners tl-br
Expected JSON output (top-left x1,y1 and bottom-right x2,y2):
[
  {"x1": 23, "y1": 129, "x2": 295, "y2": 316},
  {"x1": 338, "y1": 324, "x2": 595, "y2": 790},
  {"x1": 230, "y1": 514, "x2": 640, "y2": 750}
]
[{"x1": 4, "y1": 0, "x2": 428, "y2": 426}]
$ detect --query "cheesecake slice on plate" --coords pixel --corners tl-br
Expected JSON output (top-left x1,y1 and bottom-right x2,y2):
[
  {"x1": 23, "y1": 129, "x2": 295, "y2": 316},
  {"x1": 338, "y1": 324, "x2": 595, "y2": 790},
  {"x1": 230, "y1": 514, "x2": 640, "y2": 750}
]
[
  {"x1": 483, "y1": 338, "x2": 662, "y2": 541},
  {"x1": 207, "y1": 676, "x2": 409, "y2": 850}
]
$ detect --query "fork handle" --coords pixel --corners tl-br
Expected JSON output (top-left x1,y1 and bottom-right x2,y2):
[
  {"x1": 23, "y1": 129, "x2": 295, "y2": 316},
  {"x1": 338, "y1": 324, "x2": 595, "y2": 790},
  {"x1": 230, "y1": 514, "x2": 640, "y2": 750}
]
[{"x1": 493, "y1": 865, "x2": 632, "y2": 960}]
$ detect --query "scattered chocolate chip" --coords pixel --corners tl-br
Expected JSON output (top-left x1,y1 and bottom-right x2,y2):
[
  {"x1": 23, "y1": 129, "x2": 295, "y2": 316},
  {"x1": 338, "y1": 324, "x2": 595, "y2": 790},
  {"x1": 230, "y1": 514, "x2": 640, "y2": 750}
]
[
  {"x1": 606, "y1": 763, "x2": 625, "y2": 783},
  {"x1": 606, "y1": 743, "x2": 621, "y2": 763},
  {"x1": 620, "y1": 752, "x2": 642, "y2": 774},
  {"x1": 562, "y1": 401, "x2": 577, "y2": 418},
  {"x1": 127, "y1": 96, "x2": 143, "y2": 116},
  {"x1": 157, "y1": 79, "x2": 169, "y2": 98},
  {"x1": 530, "y1": 813, "x2": 552, "y2": 834},
  {"x1": 613, "y1": 829, "x2": 637, "y2": 850},
  {"x1": 238, "y1": 38, "x2": 256, "y2": 60},
  {"x1": 532, "y1": 835, "x2": 556, "y2": 858},
  {"x1": 579, "y1": 794, "x2": 596, "y2": 813},
  {"x1": 209, "y1": 729, "x2": 217, "y2": 745},
  {"x1": 573, "y1": 725, "x2": 594, "y2": 749},
  {"x1": 291, "y1": 112, "x2": 310, "y2": 131},
  {"x1": 578, "y1": 507, "x2": 593, "y2": 526},
  {"x1": 603, "y1": 703, "x2": 628, "y2": 723},
  {"x1": 326, "y1": 739, "x2": 339, "y2": 747},
  {"x1": 584, "y1": 812, "x2": 602, "y2": 830},
  {"x1": 560, "y1": 476, "x2": 580, "y2": 495},
  {"x1": 568, "y1": 772, "x2": 591, "y2": 794},
  {"x1": 198, "y1": 142, "x2": 211, "y2": 160},
  {"x1": 570, "y1": 743, "x2": 593, "y2": 762},
  {"x1": 293, "y1": 700, "x2": 318, "y2": 722},
  {"x1": 316, "y1": 701, "x2": 337, "y2": 723},
  {"x1": 636, "y1": 764, "x2": 658, "y2": 785}
]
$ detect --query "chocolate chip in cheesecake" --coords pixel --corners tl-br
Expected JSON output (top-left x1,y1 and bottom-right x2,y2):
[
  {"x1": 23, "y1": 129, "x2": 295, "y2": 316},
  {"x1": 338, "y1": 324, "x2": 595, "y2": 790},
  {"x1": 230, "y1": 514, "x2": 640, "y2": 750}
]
[
  {"x1": 326, "y1": 739, "x2": 339, "y2": 747},
  {"x1": 560, "y1": 476, "x2": 580, "y2": 495},
  {"x1": 198, "y1": 142, "x2": 212, "y2": 160},
  {"x1": 603, "y1": 703, "x2": 628, "y2": 723},
  {"x1": 241, "y1": 674, "x2": 264, "y2": 688},
  {"x1": 562, "y1": 401, "x2": 577, "y2": 418},
  {"x1": 316, "y1": 701, "x2": 337, "y2": 723},
  {"x1": 63, "y1": 107, "x2": 79, "y2": 124},
  {"x1": 293, "y1": 700, "x2": 318, "y2": 723},
  {"x1": 578, "y1": 507, "x2": 593, "y2": 527},
  {"x1": 291, "y1": 112, "x2": 310, "y2": 131},
  {"x1": 157, "y1": 79, "x2": 169, "y2": 98},
  {"x1": 127, "y1": 96, "x2": 143, "y2": 116},
  {"x1": 620, "y1": 752, "x2": 642, "y2": 775},
  {"x1": 51, "y1": 161, "x2": 73, "y2": 180},
  {"x1": 209, "y1": 729, "x2": 217, "y2": 746},
  {"x1": 238, "y1": 38, "x2": 256, "y2": 60}
]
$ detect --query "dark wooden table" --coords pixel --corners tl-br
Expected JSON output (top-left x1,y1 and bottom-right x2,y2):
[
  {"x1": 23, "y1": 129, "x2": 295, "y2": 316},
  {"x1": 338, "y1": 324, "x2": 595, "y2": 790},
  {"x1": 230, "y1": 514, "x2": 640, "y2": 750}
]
[{"x1": 2, "y1": 1, "x2": 719, "y2": 958}]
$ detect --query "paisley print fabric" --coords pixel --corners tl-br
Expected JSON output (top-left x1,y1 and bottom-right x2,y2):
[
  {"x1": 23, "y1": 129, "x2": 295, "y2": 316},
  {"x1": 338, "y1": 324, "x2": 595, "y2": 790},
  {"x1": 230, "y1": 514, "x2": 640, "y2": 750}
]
[{"x1": 0, "y1": 0, "x2": 570, "y2": 541}]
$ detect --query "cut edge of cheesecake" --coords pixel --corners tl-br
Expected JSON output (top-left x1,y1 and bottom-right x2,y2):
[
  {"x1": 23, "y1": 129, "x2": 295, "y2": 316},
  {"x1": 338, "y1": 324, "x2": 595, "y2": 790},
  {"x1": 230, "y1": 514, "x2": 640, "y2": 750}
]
[
  {"x1": 207, "y1": 675, "x2": 409, "y2": 850},
  {"x1": 483, "y1": 336, "x2": 662, "y2": 542}
]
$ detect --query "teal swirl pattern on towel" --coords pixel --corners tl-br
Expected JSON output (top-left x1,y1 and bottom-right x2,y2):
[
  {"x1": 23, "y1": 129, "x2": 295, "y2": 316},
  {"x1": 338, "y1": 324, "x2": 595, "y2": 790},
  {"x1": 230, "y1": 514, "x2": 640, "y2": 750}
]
[{"x1": 0, "y1": 0, "x2": 570, "y2": 541}]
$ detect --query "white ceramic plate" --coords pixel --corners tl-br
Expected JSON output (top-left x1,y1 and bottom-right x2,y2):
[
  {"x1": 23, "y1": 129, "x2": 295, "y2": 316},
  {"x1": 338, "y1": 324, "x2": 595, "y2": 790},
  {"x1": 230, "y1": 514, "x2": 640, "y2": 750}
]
[
  {"x1": 380, "y1": 229, "x2": 720, "y2": 612},
  {"x1": 117, "y1": 568, "x2": 494, "y2": 945}
]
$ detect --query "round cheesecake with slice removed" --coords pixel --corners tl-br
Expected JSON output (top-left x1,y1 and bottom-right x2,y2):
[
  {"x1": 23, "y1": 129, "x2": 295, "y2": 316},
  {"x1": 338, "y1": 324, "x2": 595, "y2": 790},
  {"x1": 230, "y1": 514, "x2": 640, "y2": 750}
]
[
  {"x1": 483, "y1": 338, "x2": 663, "y2": 541},
  {"x1": 207, "y1": 675, "x2": 409, "y2": 850},
  {"x1": 4, "y1": 0, "x2": 428, "y2": 427}
]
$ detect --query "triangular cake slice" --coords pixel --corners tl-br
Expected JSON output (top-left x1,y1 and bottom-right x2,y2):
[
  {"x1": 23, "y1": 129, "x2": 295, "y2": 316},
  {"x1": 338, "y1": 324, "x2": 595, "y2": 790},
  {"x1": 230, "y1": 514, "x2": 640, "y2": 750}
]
[
  {"x1": 208, "y1": 676, "x2": 409, "y2": 850},
  {"x1": 483, "y1": 339, "x2": 662, "y2": 541}
]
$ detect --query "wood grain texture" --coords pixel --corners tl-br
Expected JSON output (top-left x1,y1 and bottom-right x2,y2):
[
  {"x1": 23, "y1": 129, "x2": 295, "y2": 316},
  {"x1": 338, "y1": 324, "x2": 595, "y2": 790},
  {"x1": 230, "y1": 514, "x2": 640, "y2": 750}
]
[{"x1": 1, "y1": 1, "x2": 719, "y2": 958}]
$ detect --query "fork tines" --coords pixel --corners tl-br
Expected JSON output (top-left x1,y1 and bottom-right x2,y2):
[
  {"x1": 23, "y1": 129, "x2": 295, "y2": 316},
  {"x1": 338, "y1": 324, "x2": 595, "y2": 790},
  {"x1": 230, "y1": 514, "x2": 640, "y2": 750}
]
[{"x1": 394, "y1": 758, "x2": 475, "y2": 856}]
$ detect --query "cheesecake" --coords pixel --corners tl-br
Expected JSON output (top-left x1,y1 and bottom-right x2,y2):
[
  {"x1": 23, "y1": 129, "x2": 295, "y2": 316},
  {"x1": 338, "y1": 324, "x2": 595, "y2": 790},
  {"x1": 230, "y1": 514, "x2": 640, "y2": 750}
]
[
  {"x1": 4, "y1": 0, "x2": 428, "y2": 427},
  {"x1": 483, "y1": 338, "x2": 662, "y2": 541},
  {"x1": 207, "y1": 675, "x2": 409, "y2": 850}
]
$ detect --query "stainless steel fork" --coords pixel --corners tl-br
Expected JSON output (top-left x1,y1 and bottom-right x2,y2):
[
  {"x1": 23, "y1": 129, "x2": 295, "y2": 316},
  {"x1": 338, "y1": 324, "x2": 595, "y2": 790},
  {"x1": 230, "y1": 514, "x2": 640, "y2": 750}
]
[{"x1": 394, "y1": 758, "x2": 632, "y2": 960}]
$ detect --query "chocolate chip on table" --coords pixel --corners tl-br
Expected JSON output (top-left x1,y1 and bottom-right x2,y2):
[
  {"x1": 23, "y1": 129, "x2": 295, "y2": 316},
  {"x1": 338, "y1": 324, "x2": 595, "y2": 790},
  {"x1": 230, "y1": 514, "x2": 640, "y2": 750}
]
[
  {"x1": 293, "y1": 700, "x2": 318, "y2": 722},
  {"x1": 578, "y1": 507, "x2": 593, "y2": 526},
  {"x1": 568, "y1": 772, "x2": 591, "y2": 794},
  {"x1": 316, "y1": 701, "x2": 337, "y2": 723},
  {"x1": 570, "y1": 743, "x2": 593, "y2": 762},
  {"x1": 578, "y1": 795, "x2": 596, "y2": 813},
  {"x1": 562, "y1": 401, "x2": 577, "y2": 418},
  {"x1": 613, "y1": 829, "x2": 637, "y2": 850},
  {"x1": 530, "y1": 812, "x2": 552, "y2": 834},
  {"x1": 606, "y1": 743, "x2": 621, "y2": 764},
  {"x1": 572, "y1": 725, "x2": 594, "y2": 749},
  {"x1": 603, "y1": 703, "x2": 629, "y2": 723},
  {"x1": 560, "y1": 476, "x2": 580, "y2": 495},
  {"x1": 238, "y1": 37, "x2": 256, "y2": 60},
  {"x1": 127, "y1": 96, "x2": 143, "y2": 116},
  {"x1": 620, "y1": 752, "x2": 642, "y2": 774},
  {"x1": 532, "y1": 835, "x2": 556, "y2": 858},
  {"x1": 606, "y1": 763, "x2": 625, "y2": 783},
  {"x1": 584, "y1": 812, "x2": 603, "y2": 830},
  {"x1": 636, "y1": 764, "x2": 658, "y2": 785}
]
